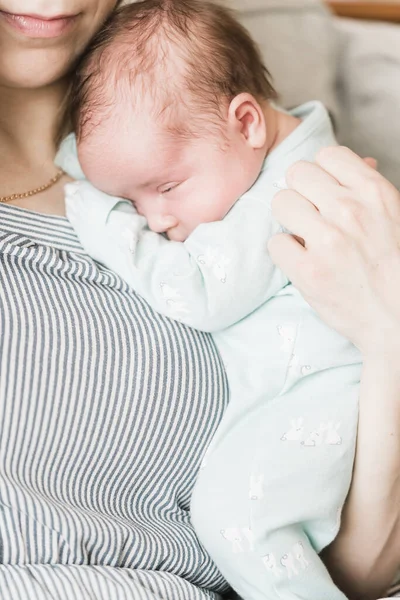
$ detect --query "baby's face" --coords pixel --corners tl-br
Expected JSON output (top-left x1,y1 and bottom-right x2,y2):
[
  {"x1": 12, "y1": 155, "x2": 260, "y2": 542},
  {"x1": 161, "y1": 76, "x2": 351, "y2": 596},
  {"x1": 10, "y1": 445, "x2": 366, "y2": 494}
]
[{"x1": 79, "y1": 110, "x2": 259, "y2": 242}]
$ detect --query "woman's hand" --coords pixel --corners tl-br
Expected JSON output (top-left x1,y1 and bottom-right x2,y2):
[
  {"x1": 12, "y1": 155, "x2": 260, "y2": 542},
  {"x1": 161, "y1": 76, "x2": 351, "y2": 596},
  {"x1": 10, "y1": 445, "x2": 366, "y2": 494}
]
[
  {"x1": 270, "y1": 147, "x2": 400, "y2": 598},
  {"x1": 269, "y1": 146, "x2": 400, "y2": 357}
]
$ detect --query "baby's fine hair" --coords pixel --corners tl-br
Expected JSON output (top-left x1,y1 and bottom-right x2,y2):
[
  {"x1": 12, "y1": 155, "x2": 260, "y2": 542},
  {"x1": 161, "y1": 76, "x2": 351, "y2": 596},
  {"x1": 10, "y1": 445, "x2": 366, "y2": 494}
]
[{"x1": 72, "y1": 0, "x2": 277, "y2": 140}]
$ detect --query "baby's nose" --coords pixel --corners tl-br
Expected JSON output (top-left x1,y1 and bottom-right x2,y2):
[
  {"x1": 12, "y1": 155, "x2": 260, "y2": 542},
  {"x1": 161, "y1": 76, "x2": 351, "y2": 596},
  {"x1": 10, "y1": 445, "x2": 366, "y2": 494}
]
[{"x1": 147, "y1": 214, "x2": 178, "y2": 234}]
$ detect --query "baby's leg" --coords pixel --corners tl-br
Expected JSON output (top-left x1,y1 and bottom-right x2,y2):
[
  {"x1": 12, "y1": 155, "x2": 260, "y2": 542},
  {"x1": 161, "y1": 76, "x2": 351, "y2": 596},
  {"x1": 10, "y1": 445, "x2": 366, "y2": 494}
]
[{"x1": 191, "y1": 362, "x2": 359, "y2": 600}]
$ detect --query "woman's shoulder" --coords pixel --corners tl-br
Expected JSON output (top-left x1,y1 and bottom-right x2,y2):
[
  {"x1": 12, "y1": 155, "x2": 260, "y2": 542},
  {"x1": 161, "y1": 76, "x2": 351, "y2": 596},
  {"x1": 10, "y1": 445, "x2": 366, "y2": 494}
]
[{"x1": 55, "y1": 133, "x2": 86, "y2": 181}]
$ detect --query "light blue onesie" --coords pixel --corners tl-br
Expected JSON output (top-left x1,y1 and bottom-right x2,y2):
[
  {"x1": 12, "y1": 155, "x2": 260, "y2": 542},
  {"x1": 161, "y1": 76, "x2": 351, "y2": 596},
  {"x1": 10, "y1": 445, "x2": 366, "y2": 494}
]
[{"x1": 63, "y1": 101, "x2": 361, "y2": 600}]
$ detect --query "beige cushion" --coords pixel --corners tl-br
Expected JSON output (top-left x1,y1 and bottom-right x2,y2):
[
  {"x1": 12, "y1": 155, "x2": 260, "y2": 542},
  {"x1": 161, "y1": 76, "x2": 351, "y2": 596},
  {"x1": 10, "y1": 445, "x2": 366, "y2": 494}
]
[
  {"x1": 232, "y1": 0, "x2": 339, "y2": 119},
  {"x1": 334, "y1": 18, "x2": 400, "y2": 189}
]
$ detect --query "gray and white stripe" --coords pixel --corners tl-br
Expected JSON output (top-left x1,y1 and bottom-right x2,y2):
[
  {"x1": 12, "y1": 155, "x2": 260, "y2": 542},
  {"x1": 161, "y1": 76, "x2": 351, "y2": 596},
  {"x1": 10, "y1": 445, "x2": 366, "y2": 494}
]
[{"x1": 0, "y1": 204, "x2": 229, "y2": 600}]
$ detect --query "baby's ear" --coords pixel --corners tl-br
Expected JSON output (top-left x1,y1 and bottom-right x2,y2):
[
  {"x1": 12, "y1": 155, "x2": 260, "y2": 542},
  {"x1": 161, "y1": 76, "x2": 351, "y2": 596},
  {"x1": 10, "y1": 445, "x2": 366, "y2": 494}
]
[{"x1": 228, "y1": 93, "x2": 266, "y2": 149}]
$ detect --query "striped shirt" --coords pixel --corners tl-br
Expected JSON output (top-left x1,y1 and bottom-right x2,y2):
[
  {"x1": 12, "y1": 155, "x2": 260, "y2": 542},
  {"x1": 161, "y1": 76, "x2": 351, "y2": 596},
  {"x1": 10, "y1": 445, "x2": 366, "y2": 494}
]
[{"x1": 0, "y1": 203, "x2": 229, "y2": 600}]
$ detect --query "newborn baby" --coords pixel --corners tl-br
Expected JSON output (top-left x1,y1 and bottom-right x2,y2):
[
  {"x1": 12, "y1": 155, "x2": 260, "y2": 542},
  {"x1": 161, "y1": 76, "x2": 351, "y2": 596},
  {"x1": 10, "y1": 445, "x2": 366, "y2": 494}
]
[{"x1": 62, "y1": 1, "x2": 361, "y2": 599}]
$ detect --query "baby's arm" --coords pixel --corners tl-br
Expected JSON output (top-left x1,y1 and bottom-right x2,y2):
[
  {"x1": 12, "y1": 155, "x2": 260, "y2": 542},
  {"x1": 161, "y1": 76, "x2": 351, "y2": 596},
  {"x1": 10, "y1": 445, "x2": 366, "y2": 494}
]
[{"x1": 66, "y1": 181, "x2": 288, "y2": 332}]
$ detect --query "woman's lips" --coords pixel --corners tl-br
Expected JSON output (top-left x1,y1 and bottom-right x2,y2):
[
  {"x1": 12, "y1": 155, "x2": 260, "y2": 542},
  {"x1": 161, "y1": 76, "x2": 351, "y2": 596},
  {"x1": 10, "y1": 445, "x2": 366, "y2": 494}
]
[{"x1": 0, "y1": 11, "x2": 78, "y2": 38}]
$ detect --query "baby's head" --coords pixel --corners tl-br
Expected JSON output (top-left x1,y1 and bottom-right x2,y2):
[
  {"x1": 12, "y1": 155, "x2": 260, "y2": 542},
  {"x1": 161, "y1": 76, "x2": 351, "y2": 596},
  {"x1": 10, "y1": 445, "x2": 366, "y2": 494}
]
[{"x1": 72, "y1": 0, "x2": 277, "y2": 241}]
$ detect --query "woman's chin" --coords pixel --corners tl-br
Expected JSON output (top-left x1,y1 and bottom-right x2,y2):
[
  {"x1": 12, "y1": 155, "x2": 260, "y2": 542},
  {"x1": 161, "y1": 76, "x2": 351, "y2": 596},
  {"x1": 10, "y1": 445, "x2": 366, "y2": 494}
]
[{"x1": 0, "y1": 46, "x2": 80, "y2": 89}]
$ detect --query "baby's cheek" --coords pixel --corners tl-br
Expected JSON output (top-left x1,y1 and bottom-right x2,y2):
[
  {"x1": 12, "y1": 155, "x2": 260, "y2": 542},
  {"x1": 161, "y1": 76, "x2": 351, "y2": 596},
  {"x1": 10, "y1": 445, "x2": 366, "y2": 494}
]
[{"x1": 189, "y1": 196, "x2": 221, "y2": 226}]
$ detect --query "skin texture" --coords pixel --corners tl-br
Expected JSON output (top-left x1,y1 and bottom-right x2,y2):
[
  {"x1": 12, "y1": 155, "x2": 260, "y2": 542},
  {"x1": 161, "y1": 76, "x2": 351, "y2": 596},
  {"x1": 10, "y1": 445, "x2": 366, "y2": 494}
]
[
  {"x1": 0, "y1": 0, "x2": 118, "y2": 215},
  {"x1": 0, "y1": 0, "x2": 118, "y2": 89},
  {"x1": 78, "y1": 93, "x2": 300, "y2": 241}
]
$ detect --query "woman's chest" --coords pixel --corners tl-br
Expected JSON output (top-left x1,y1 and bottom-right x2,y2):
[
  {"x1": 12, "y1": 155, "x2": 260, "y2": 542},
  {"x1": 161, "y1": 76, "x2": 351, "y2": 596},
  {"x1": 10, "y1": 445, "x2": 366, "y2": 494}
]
[{"x1": 0, "y1": 247, "x2": 228, "y2": 513}]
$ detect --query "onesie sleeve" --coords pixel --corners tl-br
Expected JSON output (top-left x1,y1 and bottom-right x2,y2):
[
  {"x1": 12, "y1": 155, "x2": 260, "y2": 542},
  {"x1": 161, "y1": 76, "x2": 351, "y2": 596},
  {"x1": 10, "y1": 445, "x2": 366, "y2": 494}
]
[{"x1": 66, "y1": 181, "x2": 288, "y2": 332}]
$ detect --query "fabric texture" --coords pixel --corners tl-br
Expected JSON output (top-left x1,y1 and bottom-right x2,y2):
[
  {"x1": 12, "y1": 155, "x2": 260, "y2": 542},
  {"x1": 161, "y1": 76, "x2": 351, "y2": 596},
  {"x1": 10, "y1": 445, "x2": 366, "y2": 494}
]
[
  {"x1": 64, "y1": 102, "x2": 330, "y2": 334},
  {"x1": 0, "y1": 203, "x2": 229, "y2": 599},
  {"x1": 334, "y1": 18, "x2": 400, "y2": 190},
  {"x1": 66, "y1": 102, "x2": 361, "y2": 600}
]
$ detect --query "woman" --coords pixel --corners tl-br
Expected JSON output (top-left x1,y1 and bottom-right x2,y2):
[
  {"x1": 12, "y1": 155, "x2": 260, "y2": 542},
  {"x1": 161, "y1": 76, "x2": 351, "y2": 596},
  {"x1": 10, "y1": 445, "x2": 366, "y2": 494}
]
[
  {"x1": 0, "y1": 2, "x2": 228, "y2": 598},
  {"x1": 0, "y1": 1, "x2": 398, "y2": 599}
]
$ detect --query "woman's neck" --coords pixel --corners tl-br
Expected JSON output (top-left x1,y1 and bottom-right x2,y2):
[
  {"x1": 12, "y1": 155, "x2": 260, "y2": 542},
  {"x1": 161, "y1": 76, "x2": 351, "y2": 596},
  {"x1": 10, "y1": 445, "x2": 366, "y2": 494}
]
[
  {"x1": 0, "y1": 80, "x2": 72, "y2": 216},
  {"x1": 0, "y1": 80, "x2": 68, "y2": 167}
]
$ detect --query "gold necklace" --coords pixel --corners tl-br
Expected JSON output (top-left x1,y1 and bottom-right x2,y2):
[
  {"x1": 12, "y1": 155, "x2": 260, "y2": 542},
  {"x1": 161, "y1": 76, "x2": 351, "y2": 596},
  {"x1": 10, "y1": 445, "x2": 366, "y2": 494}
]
[{"x1": 0, "y1": 169, "x2": 65, "y2": 204}]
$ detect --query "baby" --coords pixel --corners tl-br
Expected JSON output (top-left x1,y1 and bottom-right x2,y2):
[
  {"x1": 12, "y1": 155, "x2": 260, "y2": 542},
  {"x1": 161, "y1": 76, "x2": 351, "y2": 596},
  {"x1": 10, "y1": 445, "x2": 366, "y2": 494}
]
[{"x1": 62, "y1": 1, "x2": 361, "y2": 599}]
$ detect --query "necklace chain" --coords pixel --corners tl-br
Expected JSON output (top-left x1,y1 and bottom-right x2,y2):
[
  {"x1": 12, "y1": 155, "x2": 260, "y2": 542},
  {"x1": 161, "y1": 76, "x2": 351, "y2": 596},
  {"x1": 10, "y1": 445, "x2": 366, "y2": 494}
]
[{"x1": 0, "y1": 169, "x2": 65, "y2": 204}]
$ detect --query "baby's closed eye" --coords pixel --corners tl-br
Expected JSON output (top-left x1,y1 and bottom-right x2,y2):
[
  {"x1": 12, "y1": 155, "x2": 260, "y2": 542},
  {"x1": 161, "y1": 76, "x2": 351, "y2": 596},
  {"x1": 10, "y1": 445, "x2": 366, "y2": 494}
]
[{"x1": 158, "y1": 182, "x2": 180, "y2": 195}]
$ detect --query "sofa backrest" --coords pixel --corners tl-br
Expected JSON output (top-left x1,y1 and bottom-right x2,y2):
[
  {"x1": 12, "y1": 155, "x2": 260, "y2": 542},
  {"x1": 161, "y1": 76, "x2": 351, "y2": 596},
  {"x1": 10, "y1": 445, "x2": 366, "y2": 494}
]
[{"x1": 230, "y1": 0, "x2": 339, "y2": 121}]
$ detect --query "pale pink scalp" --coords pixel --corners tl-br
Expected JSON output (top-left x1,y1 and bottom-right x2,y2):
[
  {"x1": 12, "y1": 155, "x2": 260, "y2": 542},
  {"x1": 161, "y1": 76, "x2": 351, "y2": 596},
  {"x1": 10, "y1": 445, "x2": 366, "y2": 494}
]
[{"x1": 71, "y1": 0, "x2": 277, "y2": 141}]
